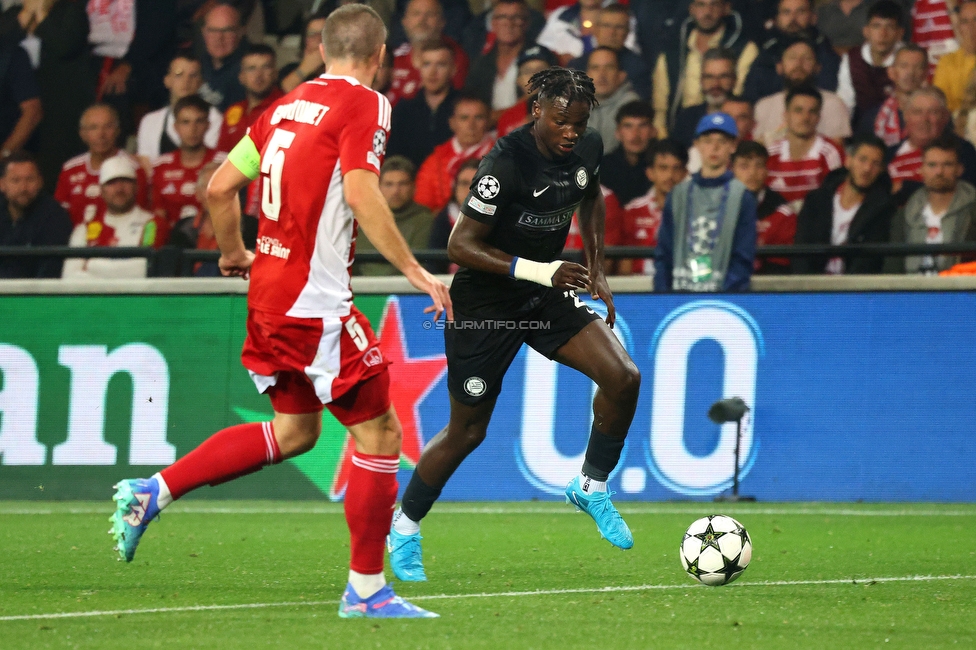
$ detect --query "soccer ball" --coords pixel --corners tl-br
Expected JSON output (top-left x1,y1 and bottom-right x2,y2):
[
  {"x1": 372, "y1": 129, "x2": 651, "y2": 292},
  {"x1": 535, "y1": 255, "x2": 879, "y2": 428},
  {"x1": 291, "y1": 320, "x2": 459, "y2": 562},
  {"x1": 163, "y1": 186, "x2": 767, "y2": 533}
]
[{"x1": 679, "y1": 515, "x2": 752, "y2": 586}]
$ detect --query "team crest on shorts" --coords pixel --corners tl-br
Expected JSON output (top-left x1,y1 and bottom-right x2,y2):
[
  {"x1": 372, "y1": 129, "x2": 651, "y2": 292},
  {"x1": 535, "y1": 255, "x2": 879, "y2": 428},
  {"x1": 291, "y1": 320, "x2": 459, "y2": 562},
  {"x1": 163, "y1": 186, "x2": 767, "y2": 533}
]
[
  {"x1": 372, "y1": 129, "x2": 387, "y2": 156},
  {"x1": 575, "y1": 167, "x2": 588, "y2": 189},
  {"x1": 477, "y1": 175, "x2": 500, "y2": 199},
  {"x1": 363, "y1": 347, "x2": 383, "y2": 367},
  {"x1": 464, "y1": 377, "x2": 487, "y2": 397}
]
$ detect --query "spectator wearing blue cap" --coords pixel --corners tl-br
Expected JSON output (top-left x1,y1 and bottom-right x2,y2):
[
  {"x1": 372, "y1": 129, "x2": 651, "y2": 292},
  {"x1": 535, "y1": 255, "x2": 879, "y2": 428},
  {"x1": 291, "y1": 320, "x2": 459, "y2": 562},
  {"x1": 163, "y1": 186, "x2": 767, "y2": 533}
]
[{"x1": 654, "y1": 112, "x2": 757, "y2": 291}]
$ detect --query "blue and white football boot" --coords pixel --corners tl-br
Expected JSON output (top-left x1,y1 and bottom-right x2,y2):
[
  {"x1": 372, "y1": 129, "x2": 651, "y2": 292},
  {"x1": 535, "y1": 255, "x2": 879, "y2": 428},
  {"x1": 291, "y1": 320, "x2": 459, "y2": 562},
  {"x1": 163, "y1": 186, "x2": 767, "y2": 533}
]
[
  {"x1": 565, "y1": 476, "x2": 634, "y2": 549},
  {"x1": 338, "y1": 583, "x2": 438, "y2": 618},
  {"x1": 109, "y1": 478, "x2": 161, "y2": 562}
]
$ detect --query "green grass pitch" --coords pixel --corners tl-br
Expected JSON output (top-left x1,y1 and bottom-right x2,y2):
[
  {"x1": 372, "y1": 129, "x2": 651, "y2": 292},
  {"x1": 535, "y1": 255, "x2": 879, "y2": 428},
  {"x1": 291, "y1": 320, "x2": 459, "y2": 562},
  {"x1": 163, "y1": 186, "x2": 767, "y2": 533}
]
[{"x1": 1, "y1": 501, "x2": 975, "y2": 649}]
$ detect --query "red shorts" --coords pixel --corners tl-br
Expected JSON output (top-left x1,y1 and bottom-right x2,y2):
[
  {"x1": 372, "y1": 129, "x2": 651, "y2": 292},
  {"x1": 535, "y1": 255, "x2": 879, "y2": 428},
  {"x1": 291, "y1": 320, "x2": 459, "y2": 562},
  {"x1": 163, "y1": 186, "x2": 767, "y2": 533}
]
[{"x1": 241, "y1": 306, "x2": 391, "y2": 426}]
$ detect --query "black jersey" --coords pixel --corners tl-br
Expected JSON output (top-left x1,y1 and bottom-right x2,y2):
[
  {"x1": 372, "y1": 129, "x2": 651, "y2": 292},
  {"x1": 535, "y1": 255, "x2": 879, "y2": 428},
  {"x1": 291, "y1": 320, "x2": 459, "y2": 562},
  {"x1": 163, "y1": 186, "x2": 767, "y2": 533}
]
[{"x1": 451, "y1": 124, "x2": 603, "y2": 314}]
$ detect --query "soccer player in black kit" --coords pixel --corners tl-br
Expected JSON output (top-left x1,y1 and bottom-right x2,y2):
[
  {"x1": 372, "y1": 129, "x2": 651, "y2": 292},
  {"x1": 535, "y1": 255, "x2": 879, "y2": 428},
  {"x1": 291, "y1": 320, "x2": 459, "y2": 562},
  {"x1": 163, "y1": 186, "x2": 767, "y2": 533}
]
[{"x1": 387, "y1": 68, "x2": 642, "y2": 581}]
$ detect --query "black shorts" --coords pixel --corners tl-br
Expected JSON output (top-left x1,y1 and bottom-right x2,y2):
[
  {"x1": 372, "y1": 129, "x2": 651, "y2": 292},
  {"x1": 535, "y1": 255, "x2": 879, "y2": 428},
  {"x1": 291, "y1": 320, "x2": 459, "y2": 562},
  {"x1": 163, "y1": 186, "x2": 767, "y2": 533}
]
[{"x1": 445, "y1": 287, "x2": 602, "y2": 405}]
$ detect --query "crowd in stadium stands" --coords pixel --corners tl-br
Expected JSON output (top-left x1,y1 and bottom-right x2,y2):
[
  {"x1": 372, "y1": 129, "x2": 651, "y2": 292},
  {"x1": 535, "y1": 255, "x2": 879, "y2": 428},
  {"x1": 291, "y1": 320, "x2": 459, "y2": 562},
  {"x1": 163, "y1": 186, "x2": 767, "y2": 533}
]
[{"x1": 2, "y1": 0, "x2": 976, "y2": 282}]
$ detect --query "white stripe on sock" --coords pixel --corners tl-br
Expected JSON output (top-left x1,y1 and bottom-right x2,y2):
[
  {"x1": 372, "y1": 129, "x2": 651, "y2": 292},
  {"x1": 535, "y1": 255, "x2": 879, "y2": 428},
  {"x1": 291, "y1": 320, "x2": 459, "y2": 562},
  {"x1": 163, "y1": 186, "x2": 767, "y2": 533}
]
[
  {"x1": 262, "y1": 422, "x2": 275, "y2": 464},
  {"x1": 151, "y1": 473, "x2": 173, "y2": 510},
  {"x1": 351, "y1": 456, "x2": 399, "y2": 473}
]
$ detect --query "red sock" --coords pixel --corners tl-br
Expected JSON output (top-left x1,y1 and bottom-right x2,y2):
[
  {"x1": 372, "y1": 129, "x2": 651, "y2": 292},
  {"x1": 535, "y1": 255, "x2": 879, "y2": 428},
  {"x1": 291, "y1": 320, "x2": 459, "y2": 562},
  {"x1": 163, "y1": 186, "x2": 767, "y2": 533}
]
[
  {"x1": 160, "y1": 422, "x2": 281, "y2": 500},
  {"x1": 345, "y1": 453, "x2": 399, "y2": 574}
]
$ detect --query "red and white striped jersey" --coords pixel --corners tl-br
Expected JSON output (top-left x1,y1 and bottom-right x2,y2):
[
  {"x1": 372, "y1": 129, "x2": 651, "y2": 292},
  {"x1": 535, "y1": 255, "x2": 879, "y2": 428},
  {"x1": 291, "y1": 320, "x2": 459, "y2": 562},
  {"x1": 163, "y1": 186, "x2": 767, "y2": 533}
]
[
  {"x1": 888, "y1": 141, "x2": 922, "y2": 185},
  {"x1": 912, "y1": 0, "x2": 958, "y2": 75},
  {"x1": 621, "y1": 188, "x2": 664, "y2": 275},
  {"x1": 151, "y1": 148, "x2": 226, "y2": 226},
  {"x1": 245, "y1": 74, "x2": 391, "y2": 319},
  {"x1": 765, "y1": 136, "x2": 845, "y2": 207},
  {"x1": 54, "y1": 151, "x2": 150, "y2": 226}
]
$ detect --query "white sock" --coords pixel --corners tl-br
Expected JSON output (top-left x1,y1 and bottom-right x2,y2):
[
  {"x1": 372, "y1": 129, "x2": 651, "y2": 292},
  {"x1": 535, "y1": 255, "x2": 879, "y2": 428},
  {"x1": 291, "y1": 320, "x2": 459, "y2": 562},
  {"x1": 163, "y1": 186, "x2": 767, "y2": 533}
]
[
  {"x1": 391, "y1": 508, "x2": 420, "y2": 535},
  {"x1": 151, "y1": 473, "x2": 173, "y2": 510},
  {"x1": 348, "y1": 570, "x2": 385, "y2": 599},
  {"x1": 579, "y1": 473, "x2": 607, "y2": 495}
]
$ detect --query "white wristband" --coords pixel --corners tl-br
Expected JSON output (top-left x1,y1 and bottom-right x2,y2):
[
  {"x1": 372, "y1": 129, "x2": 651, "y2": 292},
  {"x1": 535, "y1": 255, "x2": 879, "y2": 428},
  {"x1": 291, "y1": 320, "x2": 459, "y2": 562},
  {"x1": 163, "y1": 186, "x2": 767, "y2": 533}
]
[{"x1": 512, "y1": 257, "x2": 565, "y2": 287}]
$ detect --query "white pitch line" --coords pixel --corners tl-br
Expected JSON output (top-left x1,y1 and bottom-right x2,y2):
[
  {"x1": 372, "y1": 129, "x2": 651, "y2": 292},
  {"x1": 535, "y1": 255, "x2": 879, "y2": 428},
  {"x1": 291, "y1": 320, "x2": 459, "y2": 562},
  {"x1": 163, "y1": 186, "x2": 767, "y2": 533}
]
[
  {"x1": 1, "y1": 575, "x2": 973, "y2": 623},
  {"x1": 2, "y1": 506, "x2": 975, "y2": 517}
]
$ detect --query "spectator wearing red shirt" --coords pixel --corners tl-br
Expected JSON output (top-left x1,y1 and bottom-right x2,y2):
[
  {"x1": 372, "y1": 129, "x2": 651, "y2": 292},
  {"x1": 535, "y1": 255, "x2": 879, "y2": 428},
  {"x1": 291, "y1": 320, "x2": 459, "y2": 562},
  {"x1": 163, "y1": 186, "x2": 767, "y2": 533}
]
[
  {"x1": 564, "y1": 185, "x2": 623, "y2": 275},
  {"x1": 152, "y1": 96, "x2": 227, "y2": 231},
  {"x1": 414, "y1": 94, "x2": 495, "y2": 214},
  {"x1": 387, "y1": 0, "x2": 470, "y2": 106},
  {"x1": 865, "y1": 44, "x2": 927, "y2": 146},
  {"x1": 732, "y1": 140, "x2": 796, "y2": 274},
  {"x1": 428, "y1": 158, "x2": 481, "y2": 273},
  {"x1": 887, "y1": 87, "x2": 976, "y2": 200},
  {"x1": 166, "y1": 160, "x2": 224, "y2": 277},
  {"x1": 217, "y1": 45, "x2": 284, "y2": 153},
  {"x1": 54, "y1": 104, "x2": 149, "y2": 226},
  {"x1": 495, "y1": 45, "x2": 557, "y2": 137},
  {"x1": 619, "y1": 139, "x2": 688, "y2": 275},
  {"x1": 765, "y1": 85, "x2": 845, "y2": 213},
  {"x1": 62, "y1": 156, "x2": 166, "y2": 280},
  {"x1": 911, "y1": 0, "x2": 957, "y2": 76}
]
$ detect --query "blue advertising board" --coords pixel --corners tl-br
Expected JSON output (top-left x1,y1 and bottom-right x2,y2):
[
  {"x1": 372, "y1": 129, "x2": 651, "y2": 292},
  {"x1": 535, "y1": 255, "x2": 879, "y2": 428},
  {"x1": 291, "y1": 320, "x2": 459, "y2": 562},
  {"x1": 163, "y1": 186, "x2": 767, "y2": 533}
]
[{"x1": 398, "y1": 292, "x2": 976, "y2": 502}]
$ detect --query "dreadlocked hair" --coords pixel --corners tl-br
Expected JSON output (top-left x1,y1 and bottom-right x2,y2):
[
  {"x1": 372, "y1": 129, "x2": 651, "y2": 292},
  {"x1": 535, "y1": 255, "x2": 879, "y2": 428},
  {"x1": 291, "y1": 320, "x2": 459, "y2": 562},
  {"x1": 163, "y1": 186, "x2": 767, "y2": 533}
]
[{"x1": 527, "y1": 67, "x2": 599, "y2": 108}]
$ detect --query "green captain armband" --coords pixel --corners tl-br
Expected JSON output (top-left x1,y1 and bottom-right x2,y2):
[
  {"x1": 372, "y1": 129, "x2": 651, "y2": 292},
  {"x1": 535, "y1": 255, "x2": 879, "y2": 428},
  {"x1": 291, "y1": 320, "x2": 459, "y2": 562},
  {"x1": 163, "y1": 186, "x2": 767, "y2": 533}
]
[{"x1": 227, "y1": 135, "x2": 261, "y2": 180}]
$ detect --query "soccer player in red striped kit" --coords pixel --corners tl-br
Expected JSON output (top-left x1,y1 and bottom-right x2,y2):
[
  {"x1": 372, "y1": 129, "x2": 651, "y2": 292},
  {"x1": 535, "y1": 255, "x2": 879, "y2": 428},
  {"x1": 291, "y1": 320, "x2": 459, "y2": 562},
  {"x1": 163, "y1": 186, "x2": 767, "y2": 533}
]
[{"x1": 109, "y1": 5, "x2": 451, "y2": 619}]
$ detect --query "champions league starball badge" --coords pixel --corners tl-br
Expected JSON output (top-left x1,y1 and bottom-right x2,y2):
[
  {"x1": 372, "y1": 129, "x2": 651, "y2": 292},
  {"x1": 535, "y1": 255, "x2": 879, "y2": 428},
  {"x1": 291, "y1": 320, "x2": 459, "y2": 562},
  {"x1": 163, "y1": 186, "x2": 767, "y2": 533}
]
[
  {"x1": 372, "y1": 129, "x2": 387, "y2": 156},
  {"x1": 477, "y1": 175, "x2": 500, "y2": 199},
  {"x1": 690, "y1": 216, "x2": 719, "y2": 255}
]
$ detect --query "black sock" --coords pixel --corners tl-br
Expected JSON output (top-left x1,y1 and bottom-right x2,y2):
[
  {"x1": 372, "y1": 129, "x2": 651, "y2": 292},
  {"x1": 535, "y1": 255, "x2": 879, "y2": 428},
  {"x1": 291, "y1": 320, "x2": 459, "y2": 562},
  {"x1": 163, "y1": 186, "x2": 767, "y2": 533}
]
[
  {"x1": 400, "y1": 471, "x2": 442, "y2": 522},
  {"x1": 581, "y1": 424, "x2": 625, "y2": 482}
]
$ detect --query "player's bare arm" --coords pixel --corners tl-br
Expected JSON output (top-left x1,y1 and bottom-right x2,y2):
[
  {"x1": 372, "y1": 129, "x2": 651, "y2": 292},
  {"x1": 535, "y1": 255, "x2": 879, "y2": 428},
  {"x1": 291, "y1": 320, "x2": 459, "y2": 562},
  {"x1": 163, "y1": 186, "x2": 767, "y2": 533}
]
[
  {"x1": 576, "y1": 190, "x2": 615, "y2": 327},
  {"x1": 345, "y1": 168, "x2": 453, "y2": 321},
  {"x1": 206, "y1": 157, "x2": 254, "y2": 278},
  {"x1": 447, "y1": 214, "x2": 590, "y2": 291}
]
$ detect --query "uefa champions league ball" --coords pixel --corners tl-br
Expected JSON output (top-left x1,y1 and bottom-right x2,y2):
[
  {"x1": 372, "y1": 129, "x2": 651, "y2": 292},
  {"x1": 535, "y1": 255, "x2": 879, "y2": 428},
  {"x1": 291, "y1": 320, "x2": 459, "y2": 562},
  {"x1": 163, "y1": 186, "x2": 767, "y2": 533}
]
[{"x1": 679, "y1": 515, "x2": 752, "y2": 586}]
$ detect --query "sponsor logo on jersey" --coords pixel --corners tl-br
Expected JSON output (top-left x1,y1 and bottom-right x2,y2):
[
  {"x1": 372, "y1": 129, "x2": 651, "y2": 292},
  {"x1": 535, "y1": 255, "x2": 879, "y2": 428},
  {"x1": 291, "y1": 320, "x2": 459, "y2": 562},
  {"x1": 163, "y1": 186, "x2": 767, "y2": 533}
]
[
  {"x1": 163, "y1": 169, "x2": 183, "y2": 180},
  {"x1": 256, "y1": 236, "x2": 291, "y2": 260},
  {"x1": 180, "y1": 181, "x2": 196, "y2": 196},
  {"x1": 575, "y1": 167, "x2": 588, "y2": 189},
  {"x1": 70, "y1": 172, "x2": 87, "y2": 183},
  {"x1": 269, "y1": 99, "x2": 330, "y2": 126},
  {"x1": 372, "y1": 129, "x2": 387, "y2": 156},
  {"x1": 517, "y1": 206, "x2": 576, "y2": 231},
  {"x1": 477, "y1": 175, "x2": 500, "y2": 199},
  {"x1": 466, "y1": 196, "x2": 496, "y2": 215},
  {"x1": 363, "y1": 347, "x2": 383, "y2": 367},
  {"x1": 464, "y1": 377, "x2": 486, "y2": 397}
]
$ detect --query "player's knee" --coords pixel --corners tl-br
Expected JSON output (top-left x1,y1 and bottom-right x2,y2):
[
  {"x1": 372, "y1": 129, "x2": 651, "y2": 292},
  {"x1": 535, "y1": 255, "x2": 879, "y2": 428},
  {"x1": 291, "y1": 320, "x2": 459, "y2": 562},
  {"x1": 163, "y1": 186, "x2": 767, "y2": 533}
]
[
  {"x1": 454, "y1": 425, "x2": 487, "y2": 453},
  {"x1": 609, "y1": 362, "x2": 641, "y2": 405},
  {"x1": 273, "y1": 416, "x2": 322, "y2": 458},
  {"x1": 381, "y1": 415, "x2": 403, "y2": 449}
]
